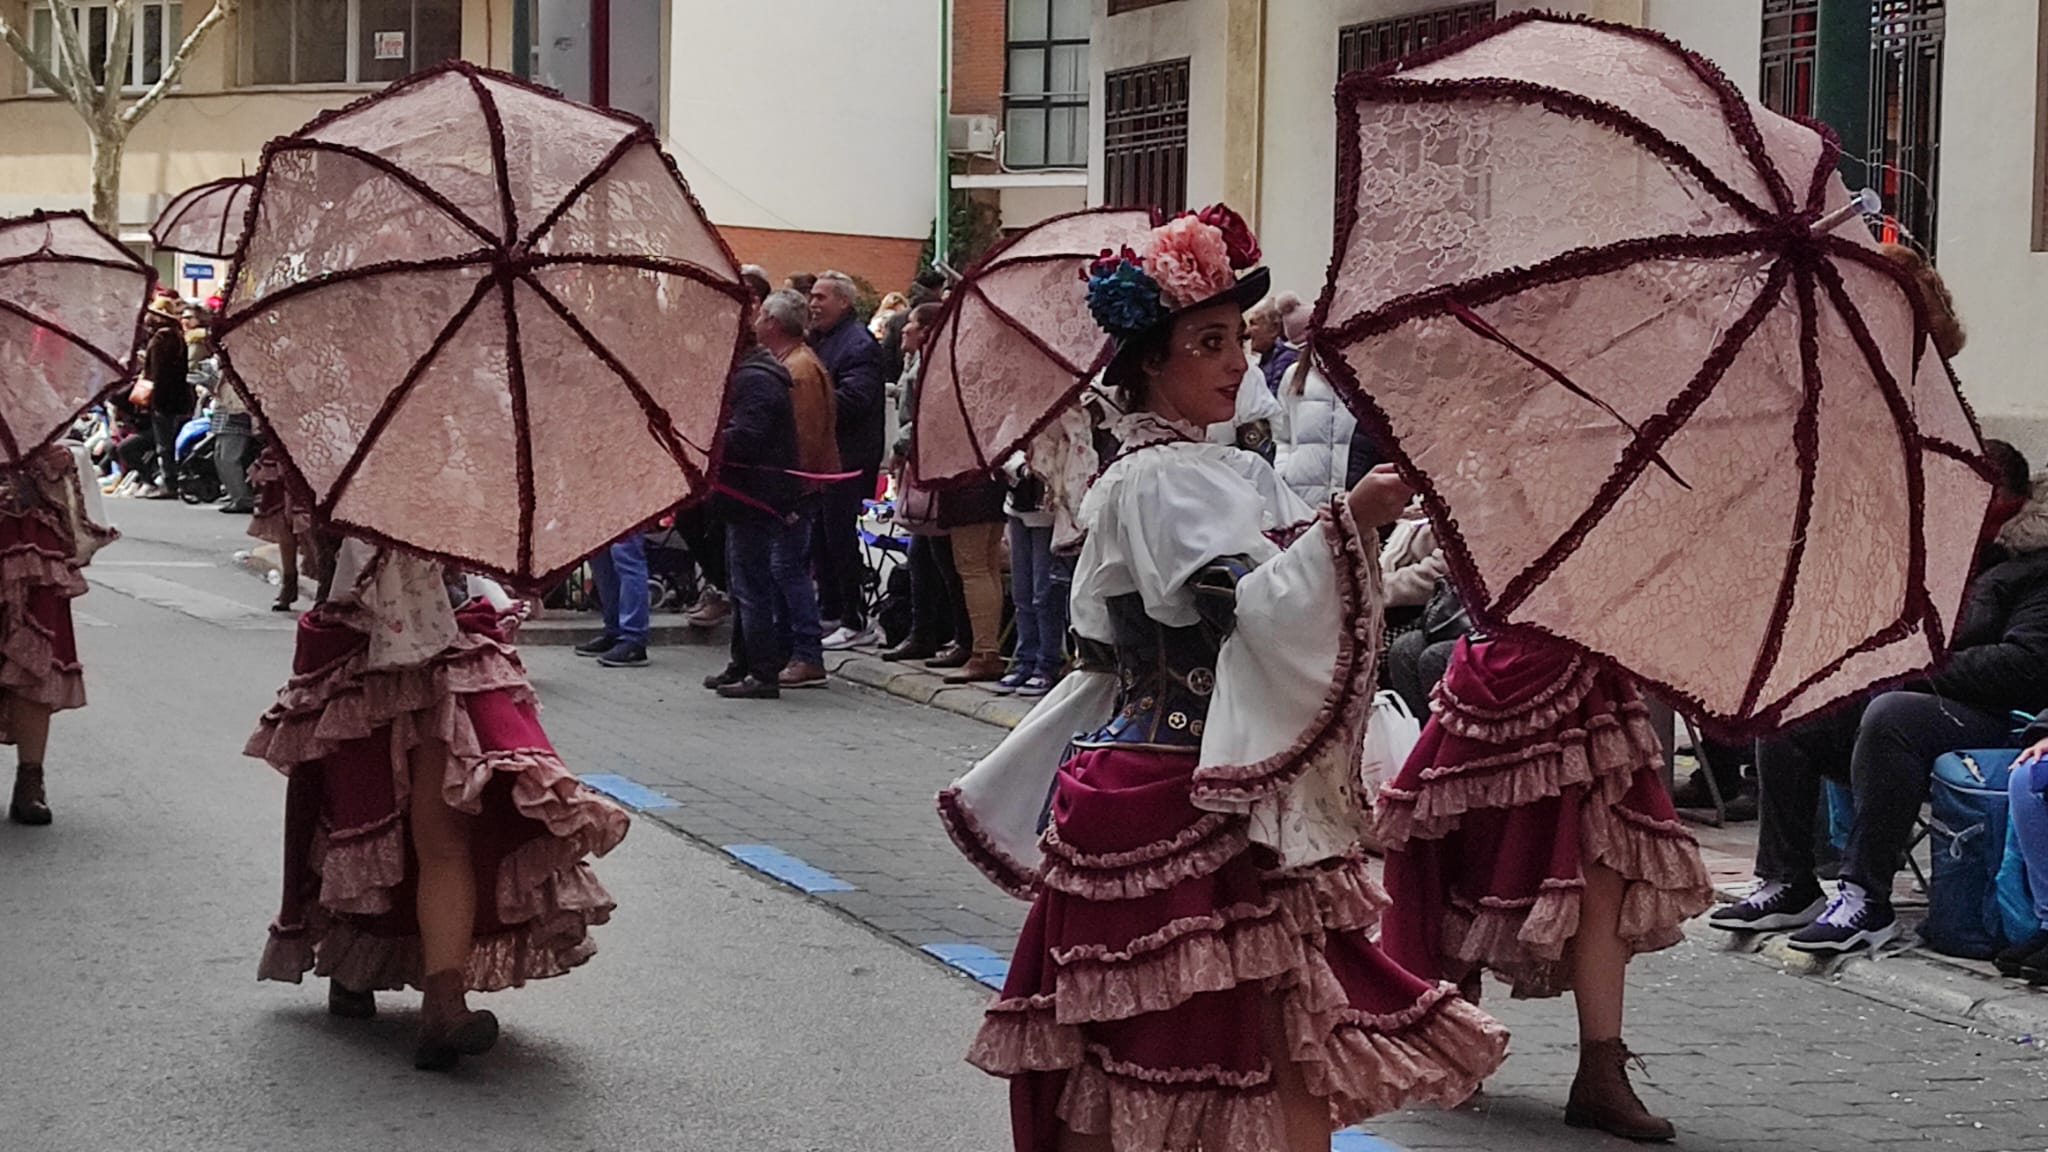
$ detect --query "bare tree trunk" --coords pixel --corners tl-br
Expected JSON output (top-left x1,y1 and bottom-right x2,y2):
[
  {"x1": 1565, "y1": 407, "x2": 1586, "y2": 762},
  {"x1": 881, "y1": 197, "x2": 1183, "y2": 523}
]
[{"x1": 87, "y1": 118, "x2": 128, "y2": 235}]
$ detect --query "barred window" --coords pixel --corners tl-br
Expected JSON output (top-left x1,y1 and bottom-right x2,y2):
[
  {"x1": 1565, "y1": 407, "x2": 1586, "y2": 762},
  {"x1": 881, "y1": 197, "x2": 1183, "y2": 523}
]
[
  {"x1": 1338, "y1": 2, "x2": 1495, "y2": 76},
  {"x1": 1868, "y1": 0, "x2": 1945, "y2": 251},
  {"x1": 1102, "y1": 59, "x2": 1188, "y2": 216},
  {"x1": 1760, "y1": 0, "x2": 1820, "y2": 118}
]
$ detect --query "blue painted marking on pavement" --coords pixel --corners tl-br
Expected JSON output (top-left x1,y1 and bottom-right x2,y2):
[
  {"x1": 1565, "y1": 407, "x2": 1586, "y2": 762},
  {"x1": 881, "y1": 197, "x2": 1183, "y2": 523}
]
[
  {"x1": 722, "y1": 844, "x2": 856, "y2": 893},
  {"x1": 1331, "y1": 1130, "x2": 1405, "y2": 1152},
  {"x1": 580, "y1": 773, "x2": 682, "y2": 810},
  {"x1": 922, "y1": 943, "x2": 1010, "y2": 990}
]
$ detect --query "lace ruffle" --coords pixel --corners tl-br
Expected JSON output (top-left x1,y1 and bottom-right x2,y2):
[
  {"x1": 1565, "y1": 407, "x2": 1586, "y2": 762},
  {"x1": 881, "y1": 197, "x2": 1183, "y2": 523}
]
[
  {"x1": 935, "y1": 786, "x2": 1041, "y2": 900},
  {"x1": 1038, "y1": 816, "x2": 1251, "y2": 901},
  {"x1": 1432, "y1": 656, "x2": 1602, "y2": 743}
]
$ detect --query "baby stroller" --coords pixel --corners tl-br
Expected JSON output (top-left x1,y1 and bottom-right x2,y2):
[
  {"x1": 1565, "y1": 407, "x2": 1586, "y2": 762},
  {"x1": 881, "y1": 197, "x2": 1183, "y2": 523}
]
[
  {"x1": 643, "y1": 518, "x2": 700, "y2": 612},
  {"x1": 174, "y1": 414, "x2": 222, "y2": 505}
]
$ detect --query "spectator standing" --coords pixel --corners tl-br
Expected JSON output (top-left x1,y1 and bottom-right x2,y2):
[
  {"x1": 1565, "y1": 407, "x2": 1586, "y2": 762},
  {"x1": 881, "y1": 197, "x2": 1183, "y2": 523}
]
[
  {"x1": 756, "y1": 290, "x2": 837, "y2": 689},
  {"x1": 997, "y1": 442, "x2": 1063, "y2": 697},
  {"x1": 880, "y1": 269, "x2": 947, "y2": 395},
  {"x1": 706, "y1": 344, "x2": 804, "y2": 700},
  {"x1": 808, "y1": 271, "x2": 886, "y2": 649},
  {"x1": 1711, "y1": 441, "x2": 2048, "y2": 952},
  {"x1": 197, "y1": 330, "x2": 255, "y2": 513},
  {"x1": 785, "y1": 272, "x2": 818, "y2": 301},
  {"x1": 1272, "y1": 361, "x2": 1358, "y2": 508},
  {"x1": 882, "y1": 303, "x2": 970, "y2": 664},
  {"x1": 681, "y1": 266, "x2": 776, "y2": 630},
  {"x1": 573, "y1": 531, "x2": 652, "y2": 668},
  {"x1": 939, "y1": 474, "x2": 1008, "y2": 684},
  {"x1": 140, "y1": 298, "x2": 193, "y2": 500}
]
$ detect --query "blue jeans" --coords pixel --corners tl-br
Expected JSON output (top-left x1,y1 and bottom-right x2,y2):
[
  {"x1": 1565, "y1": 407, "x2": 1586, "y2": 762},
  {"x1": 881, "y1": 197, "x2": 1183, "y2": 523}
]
[
  {"x1": 773, "y1": 502, "x2": 825, "y2": 666},
  {"x1": 726, "y1": 515, "x2": 782, "y2": 680},
  {"x1": 2009, "y1": 759, "x2": 2048, "y2": 923},
  {"x1": 1007, "y1": 519, "x2": 1066, "y2": 676},
  {"x1": 590, "y1": 535, "x2": 650, "y2": 647}
]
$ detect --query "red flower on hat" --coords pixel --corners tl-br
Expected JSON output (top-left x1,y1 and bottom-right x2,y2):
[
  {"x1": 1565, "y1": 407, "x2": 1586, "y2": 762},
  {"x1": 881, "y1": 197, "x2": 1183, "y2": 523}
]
[{"x1": 1197, "y1": 204, "x2": 1261, "y2": 270}]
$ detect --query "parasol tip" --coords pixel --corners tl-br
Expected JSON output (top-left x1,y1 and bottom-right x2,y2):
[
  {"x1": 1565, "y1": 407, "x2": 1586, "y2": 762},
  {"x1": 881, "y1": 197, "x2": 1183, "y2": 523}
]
[{"x1": 1813, "y1": 187, "x2": 1883, "y2": 236}]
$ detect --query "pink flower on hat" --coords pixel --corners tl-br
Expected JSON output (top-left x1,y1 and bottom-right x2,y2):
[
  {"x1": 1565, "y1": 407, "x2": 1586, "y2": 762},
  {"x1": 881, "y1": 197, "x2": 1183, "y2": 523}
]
[{"x1": 1143, "y1": 215, "x2": 1237, "y2": 311}]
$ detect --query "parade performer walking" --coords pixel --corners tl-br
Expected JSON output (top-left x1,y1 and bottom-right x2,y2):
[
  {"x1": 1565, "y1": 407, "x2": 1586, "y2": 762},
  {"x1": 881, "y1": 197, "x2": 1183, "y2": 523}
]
[
  {"x1": 935, "y1": 207, "x2": 1506, "y2": 1152},
  {"x1": 1374, "y1": 636, "x2": 1711, "y2": 1141},
  {"x1": 245, "y1": 438, "x2": 327, "y2": 612},
  {"x1": 249, "y1": 537, "x2": 629, "y2": 1069},
  {"x1": 0, "y1": 443, "x2": 115, "y2": 825}
]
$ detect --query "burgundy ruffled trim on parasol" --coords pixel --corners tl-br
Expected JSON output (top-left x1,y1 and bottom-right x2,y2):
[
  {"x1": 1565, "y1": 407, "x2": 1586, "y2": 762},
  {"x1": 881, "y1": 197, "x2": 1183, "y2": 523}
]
[
  {"x1": 934, "y1": 786, "x2": 1041, "y2": 900},
  {"x1": 1190, "y1": 499, "x2": 1380, "y2": 807}
]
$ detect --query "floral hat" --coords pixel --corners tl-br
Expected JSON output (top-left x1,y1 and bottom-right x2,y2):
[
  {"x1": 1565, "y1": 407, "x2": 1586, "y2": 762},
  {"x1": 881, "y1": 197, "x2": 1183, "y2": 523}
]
[{"x1": 1083, "y1": 204, "x2": 1270, "y2": 344}]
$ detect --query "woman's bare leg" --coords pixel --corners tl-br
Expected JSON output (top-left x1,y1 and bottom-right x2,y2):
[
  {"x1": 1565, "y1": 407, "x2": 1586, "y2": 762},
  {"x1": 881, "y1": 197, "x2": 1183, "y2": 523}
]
[
  {"x1": 407, "y1": 740, "x2": 475, "y2": 974},
  {"x1": 1572, "y1": 862, "x2": 1628, "y2": 1043},
  {"x1": 9, "y1": 697, "x2": 50, "y2": 767},
  {"x1": 274, "y1": 533, "x2": 300, "y2": 609}
]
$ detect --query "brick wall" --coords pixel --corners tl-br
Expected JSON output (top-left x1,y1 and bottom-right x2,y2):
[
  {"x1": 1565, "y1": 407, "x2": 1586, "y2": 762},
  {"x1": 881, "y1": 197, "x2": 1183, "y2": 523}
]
[
  {"x1": 719, "y1": 226, "x2": 928, "y2": 297},
  {"x1": 952, "y1": 0, "x2": 1009, "y2": 117}
]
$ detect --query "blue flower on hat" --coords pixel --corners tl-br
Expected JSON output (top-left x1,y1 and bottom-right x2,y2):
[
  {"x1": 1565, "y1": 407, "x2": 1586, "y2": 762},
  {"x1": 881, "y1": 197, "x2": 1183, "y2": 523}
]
[{"x1": 1084, "y1": 247, "x2": 1165, "y2": 342}]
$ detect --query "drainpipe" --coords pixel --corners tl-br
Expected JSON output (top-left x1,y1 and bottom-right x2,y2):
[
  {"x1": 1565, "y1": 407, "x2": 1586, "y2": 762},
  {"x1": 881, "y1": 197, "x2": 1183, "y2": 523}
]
[
  {"x1": 935, "y1": 0, "x2": 953, "y2": 270},
  {"x1": 512, "y1": 0, "x2": 531, "y2": 78}
]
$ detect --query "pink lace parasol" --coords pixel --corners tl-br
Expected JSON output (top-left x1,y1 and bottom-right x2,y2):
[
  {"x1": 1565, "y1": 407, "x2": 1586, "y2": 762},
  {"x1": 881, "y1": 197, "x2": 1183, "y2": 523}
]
[
  {"x1": 216, "y1": 62, "x2": 748, "y2": 586},
  {"x1": 0, "y1": 211, "x2": 155, "y2": 470},
  {"x1": 1313, "y1": 12, "x2": 1993, "y2": 737},
  {"x1": 912, "y1": 208, "x2": 1156, "y2": 487},
  {"x1": 151, "y1": 177, "x2": 255, "y2": 260}
]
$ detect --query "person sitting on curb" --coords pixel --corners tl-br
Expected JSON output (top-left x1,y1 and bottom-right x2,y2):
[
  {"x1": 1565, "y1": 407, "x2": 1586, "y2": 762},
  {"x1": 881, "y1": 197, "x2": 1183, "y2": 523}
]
[
  {"x1": 1999, "y1": 717, "x2": 2048, "y2": 983},
  {"x1": 1711, "y1": 442, "x2": 2048, "y2": 953}
]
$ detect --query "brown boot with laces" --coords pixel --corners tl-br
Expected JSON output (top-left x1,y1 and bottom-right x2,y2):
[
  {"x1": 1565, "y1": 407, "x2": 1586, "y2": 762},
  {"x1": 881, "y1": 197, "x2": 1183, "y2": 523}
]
[
  {"x1": 9, "y1": 763, "x2": 50, "y2": 825},
  {"x1": 414, "y1": 970, "x2": 498, "y2": 1071},
  {"x1": 1565, "y1": 1037, "x2": 1675, "y2": 1142}
]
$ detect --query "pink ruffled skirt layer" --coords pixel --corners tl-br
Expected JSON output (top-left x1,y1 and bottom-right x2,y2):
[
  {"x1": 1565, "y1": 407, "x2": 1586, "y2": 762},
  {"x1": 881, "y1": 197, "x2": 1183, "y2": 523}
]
[
  {"x1": 0, "y1": 508, "x2": 85, "y2": 744},
  {"x1": 249, "y1": 603, "x2": 629, "y2": 993},
  {"x1": 246, "y1": 447, "x2": 313, "y2": 549},
  {"x1": 1376, "y1": 636, "x2": 1713, "y2": 998},
  {"x1": 975, "y1": 746, "x2": 1506, "y2": 1152}
]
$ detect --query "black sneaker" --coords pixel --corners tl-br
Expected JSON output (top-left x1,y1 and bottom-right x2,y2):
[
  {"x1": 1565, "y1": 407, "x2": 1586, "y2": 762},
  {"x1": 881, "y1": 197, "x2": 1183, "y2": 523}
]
[
  {"x1": 596, "y1": 642, "x2": 648, "y2": 668},
  {"x1": 1994, "y1": 930, "x2": 2048, "y2": 978},
  {"x1": 574, "y1": 634, "x2": 618, "y2": 658},
  {"x1": 1708, "y1": 879, "x2": 1827, "y2": 933},
  {"x1": 717, "y1": 675, "x2": 780, "y2": 700},
  {"x1": 1787, "y1": 882, "x2": 1899, "y2": 953},
  {"x1": 703, "y1": 666, "x2": 744, "y2": 691}
]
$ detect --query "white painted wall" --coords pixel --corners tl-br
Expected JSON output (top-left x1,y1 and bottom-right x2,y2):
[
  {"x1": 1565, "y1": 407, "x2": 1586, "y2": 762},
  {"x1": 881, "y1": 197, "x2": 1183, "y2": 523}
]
[
  {"x1": 664, "y1": 0, "x2": 939, "y2": 240},
  {"x1": 1929, "y1": 2, "x2": 2048, "y2": 456},
  {"x1": 1642, "y1": 0, "x2": 1762, "y2": 95}
]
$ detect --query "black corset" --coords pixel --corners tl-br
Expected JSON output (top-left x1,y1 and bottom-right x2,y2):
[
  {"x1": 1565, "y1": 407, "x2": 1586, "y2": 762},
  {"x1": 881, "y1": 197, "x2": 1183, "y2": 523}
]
[{"x1": 1075, "y1": 592, "x2": 1226, "y2": 751}]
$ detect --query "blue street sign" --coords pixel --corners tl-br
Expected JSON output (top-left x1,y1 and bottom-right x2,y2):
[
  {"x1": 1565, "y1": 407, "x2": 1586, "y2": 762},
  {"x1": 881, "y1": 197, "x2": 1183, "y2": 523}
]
[{"x1": 182, "y1": 263, "x2": 215, "y2": 282}]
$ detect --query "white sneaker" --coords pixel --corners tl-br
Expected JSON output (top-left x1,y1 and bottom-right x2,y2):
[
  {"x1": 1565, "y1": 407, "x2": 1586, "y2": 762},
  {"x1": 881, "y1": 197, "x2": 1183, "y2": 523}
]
[{"x1": 821, "y1": 625, "x2": 860, "y2": 651}]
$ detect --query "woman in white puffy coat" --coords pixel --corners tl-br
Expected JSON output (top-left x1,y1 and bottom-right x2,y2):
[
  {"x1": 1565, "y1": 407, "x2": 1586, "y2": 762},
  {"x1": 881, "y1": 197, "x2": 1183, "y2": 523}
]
[{"x1": 1272, "y1": 358, "x2": 1358, "y2": 508}]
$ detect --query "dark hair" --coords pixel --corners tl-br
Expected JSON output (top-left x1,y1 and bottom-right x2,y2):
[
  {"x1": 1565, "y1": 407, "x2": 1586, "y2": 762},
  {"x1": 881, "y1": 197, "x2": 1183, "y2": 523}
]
[
  {"x1": 1986, "y1": 440, "x2": 2032, "y2": 499},
  {"x1": 1101, "y1": 325, "x2": 1173, "y2": 405},
  {"x1": 739, "y1": 266, "x2": 773, "y2": 303},
  {"x1": 907, "y1": 301, "x2": 943, "y2": 331},
  {"x1": 787, "y1": 273, "x2": 818, "y2": 297}
]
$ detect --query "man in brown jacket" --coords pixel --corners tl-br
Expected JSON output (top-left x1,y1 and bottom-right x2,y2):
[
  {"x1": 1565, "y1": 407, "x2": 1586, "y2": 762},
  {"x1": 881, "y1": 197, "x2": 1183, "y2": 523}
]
[{"x1": 751, "y1": 290, "x2": 838, "y2": 687}]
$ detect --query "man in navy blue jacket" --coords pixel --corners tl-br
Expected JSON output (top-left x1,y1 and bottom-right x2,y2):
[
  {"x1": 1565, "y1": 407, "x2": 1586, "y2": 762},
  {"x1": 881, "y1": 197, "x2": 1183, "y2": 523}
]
[
  {"x1": 806, "y1": 271, "x2": 885, "y2": 649},
  {"x1": 706, "y1": 345, "x2": 803, "y2": 699}
]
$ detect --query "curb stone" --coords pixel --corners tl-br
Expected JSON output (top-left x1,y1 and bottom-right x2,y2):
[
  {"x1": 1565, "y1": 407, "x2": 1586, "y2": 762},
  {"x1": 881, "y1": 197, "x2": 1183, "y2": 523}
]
[
  {"x1": 1700, "y1": 911, "x2": 2048, "y2": 1045},
  {"x1": 827, "y1": 650, "x2": 1036, "y2": 729}
]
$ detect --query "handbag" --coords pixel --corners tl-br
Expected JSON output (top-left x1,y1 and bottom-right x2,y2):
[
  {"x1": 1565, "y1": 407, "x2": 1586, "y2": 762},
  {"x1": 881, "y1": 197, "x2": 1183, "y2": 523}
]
[
  {"x1": 129, "y1": 377, "x2": 155, "y2": 409},
  {"x1": 1359, "y1": 690, "x2": 1421, "y2": 799}
]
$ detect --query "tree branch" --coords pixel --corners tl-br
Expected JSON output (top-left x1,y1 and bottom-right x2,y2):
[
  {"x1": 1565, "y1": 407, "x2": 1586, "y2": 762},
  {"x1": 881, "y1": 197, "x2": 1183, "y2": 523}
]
[
  {"x1": 48, "y1": 0, "x2": 102, "y2": 120},
  {"x1": 0, "y1": 10, "x2": 73, "y2": 98},
  {"x1": 98, "y1": 0, "x2": 137, "y2": 117},
  {"x1": 123, "y1": 0, "x2": 235, "y2": 127}
]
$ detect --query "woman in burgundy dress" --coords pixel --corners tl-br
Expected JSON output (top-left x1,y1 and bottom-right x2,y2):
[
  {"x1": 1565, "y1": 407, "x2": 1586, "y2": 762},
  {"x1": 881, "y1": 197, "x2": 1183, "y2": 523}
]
[
  {"x1": 0, "y1": 443, "x2": 114, "y2": 825},
  {"x1": 246, "y1": 440, "x2": 328, "y2": 611},
  {"x1": 1376, "y1": 634, "x2": 1713, "y2": 1141},
  {"x1": 938, "y1": 208, "x2": 1506, "y2": 1152},
  {"x1": 250, "y1": 538, "x2": 628, "y2": 1069}
]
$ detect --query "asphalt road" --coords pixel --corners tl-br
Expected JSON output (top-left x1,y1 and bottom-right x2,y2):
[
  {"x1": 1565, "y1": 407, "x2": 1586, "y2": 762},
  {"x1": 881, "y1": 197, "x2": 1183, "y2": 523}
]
[{"x1": 4, "y1": 497, "x2": 2045, "y2": 1152}]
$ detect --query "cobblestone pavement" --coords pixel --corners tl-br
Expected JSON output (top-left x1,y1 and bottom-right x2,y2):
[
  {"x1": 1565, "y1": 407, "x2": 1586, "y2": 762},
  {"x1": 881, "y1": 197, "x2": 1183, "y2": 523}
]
[{"x1": 51, "y1": 499, "x2": 2048, "y2": 1151}]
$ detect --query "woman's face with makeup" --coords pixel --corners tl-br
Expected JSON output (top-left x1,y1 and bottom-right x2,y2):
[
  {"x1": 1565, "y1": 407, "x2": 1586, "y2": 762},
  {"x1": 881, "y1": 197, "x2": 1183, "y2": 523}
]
[{"x1": 1142, "y1": 302, "x2": 1248, "y2": 429}]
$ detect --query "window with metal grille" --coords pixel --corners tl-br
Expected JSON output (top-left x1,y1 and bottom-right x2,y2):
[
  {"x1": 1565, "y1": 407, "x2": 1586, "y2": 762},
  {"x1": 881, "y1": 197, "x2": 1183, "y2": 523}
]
[
  {"x1": 1868, "y1": 0, "x2": 1944, "y2": 252},
  {"x1": 1005, "y1": 0, "x2": 1091, "y2": 169},
  {"x1": 1338, "y1": 2, "x2": 1495, "y2": 76},
  {"x1": 1760, "y1": 0, "x2": 1820, "y2": 118},
  {"x1": 1103, "y1": 59, "x2": 1189, "y2": 215}
]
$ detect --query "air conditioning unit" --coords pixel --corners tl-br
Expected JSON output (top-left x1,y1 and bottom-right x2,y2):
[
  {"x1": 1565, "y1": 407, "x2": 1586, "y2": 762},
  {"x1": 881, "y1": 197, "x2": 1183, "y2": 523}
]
[{"x1": 947, "y1": 114, "x2": 999, "y2": 155}]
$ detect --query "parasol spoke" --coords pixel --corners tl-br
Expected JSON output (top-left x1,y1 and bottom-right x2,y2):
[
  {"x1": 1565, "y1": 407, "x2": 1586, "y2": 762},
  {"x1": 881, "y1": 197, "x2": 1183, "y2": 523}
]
[
  {"x1": 280, "y1": 140, "x2": 504, "y2": 251},
  {"x1": 1492, "y1": 260, "x2": 1792, "y2": 620},
  {"x1": 967, "y1": 277, "x2": 1100, "y2": 378},
  {"x1": 519, "y1": 129, "x2": 644, "y2": 252},
  {"x1": 1444, "y1": 299, "x2": 1690, "y2": 491},
  {"x1": 469, "y1": 70, "x2": 519, "y2": 246},
  {"x1": 517, "y1": 270, "x2": 710, "y2": 464},
  {"x1": 324, "y1": 273, "x2": 500, "y2": 512},
  {"x1": 216, "y1": 252, "x2": 498, "y2": 336},
  {"x1": 498, "y1": 276, "x2": 537, "y2": 576}
]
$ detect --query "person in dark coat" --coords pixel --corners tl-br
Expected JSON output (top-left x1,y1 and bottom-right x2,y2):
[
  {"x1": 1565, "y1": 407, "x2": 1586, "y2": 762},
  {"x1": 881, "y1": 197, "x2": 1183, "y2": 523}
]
[
  {"x1": 706, "y1": 346, "x2": 803, "y2": 700},
  {"x1": 1713, "y1": 440, "x2": 2048, "y2": 953},
  {"x1": 141, "y1": 300, "x2": 194, "y2": 499},
  {"x1": 806, "y1": 271, "x2": 885, "y2": 648}
]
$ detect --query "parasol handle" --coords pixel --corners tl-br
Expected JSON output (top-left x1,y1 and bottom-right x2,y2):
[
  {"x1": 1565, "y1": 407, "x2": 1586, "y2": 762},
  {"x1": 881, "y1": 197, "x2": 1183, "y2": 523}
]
[{"x1": 1813, "y1": 187, "x2": 1883, "y2": 236}]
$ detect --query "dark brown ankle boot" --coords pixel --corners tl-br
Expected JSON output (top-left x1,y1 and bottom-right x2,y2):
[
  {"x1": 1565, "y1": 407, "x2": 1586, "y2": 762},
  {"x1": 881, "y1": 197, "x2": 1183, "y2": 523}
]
[
  {"x1": 414, "y1": 970, "x2": 498, "y2": 1071},
  {"x1": 9, "y1": 763, "x2": 50, "y2": 825},
  {"x1": 1565, "y1": 1038, "x2": 1675, "y2": 1142},
  {"x1": 327, "y1": 981, "x2": 377, "y2": 1020}
]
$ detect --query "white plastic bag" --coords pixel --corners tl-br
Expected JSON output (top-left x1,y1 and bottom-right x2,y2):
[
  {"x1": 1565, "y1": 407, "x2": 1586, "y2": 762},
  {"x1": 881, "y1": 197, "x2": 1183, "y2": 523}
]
[{"x1": 1359, "y1": 690, "x2": 1421, "y2": 801}]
